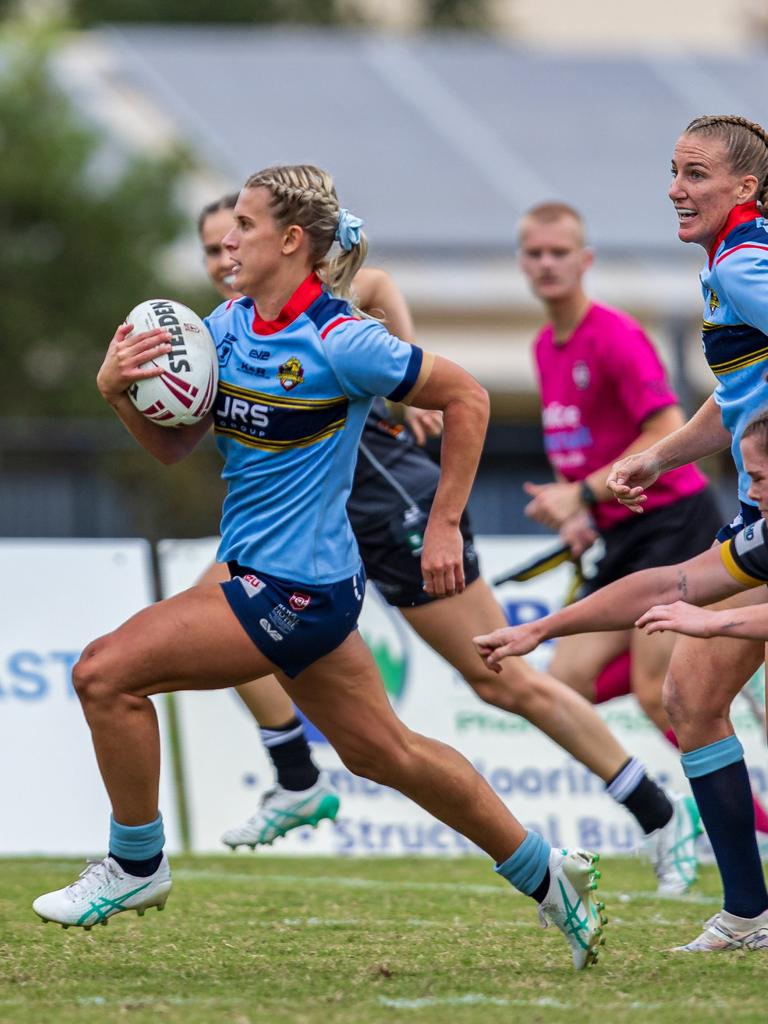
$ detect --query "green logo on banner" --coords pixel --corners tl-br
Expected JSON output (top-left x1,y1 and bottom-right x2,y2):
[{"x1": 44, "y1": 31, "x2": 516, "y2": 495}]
[{"x1": 364, "y1": 636, "x2": 407, "y2": 703}]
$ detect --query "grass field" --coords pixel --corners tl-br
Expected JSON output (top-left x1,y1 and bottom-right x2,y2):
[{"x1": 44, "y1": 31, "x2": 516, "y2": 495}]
[{"x1": 0, "y1": 855, "x2": 765, "y2": 1024}]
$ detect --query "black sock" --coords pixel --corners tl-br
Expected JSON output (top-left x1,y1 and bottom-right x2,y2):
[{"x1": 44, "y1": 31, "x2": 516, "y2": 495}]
[
  {"x1": 606, "y1": 757, "x2": 673, "y2": 834},
  {"x1": 689, "y1": 759, "x2": 768, "y2": 919},
  {"x1": 109, "y1": 851, "x2": 164, "y2": 877},
  {"x1": 531, "y1": 869, "x2": 551, "y2": 904},
  {"x1": 260, "y1": 717, "x2": 319, "y2": 791}
]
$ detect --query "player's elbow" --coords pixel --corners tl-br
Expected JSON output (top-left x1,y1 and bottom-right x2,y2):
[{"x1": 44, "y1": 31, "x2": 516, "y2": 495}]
[{"x1": 459, "y1": 377, "x2": 489, "y2": 425}]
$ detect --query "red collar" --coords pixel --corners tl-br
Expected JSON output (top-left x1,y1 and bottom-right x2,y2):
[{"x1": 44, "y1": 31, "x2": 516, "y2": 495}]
[
  {"x1": 708, "y1": 202, "x2": 761, "y2": 267},
  {"x1": 251, "y1": 272, "x2": 323, "y2": 335}
]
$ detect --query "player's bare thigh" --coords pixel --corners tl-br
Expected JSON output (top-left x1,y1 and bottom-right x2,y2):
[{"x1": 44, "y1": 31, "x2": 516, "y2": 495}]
[
  {"x1": 664, "y1": 586, "x2": 768, "y2": 748},
  {"x1": 75, "y1": 582, "x2": 278, "y2": 699},
  {"x1": 195, "y1": 559, "x2": 294, "y2": 724},
  {"x1": 278, "y1": 629, "x2": 412, "y2": 773},
  {"x1": 399, "y1": 577, "x2": 513, "y2": 679},
  {"x1": 548, "y1": 629, "x2": 630, "y2": 701}
]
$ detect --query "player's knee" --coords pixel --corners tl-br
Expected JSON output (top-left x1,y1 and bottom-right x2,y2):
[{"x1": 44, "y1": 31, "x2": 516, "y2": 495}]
[
  {"x1": 632, "y1": 676, "x2": 664, "y2": 715},
  {"x1": 335, "y1": 729, "x2": 415, "y2": 785},
  {"x1": 662, "y1": 674, "x2": 685, "y2": 726},
  {"x1": 548, "y1": 658, "x2": 594, "y2": 699},
  {"x1": 663, "y1": 674, "x2": 725, "y2": 733},
  {"x1": 466, "y1": 667, "x2": 530, "y2": 715},
  {"x1": 72, "y1": 639, "x2": 120, "y2": 706}
]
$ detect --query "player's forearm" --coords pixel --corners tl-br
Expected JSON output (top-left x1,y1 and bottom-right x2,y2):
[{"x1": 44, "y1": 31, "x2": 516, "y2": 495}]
[
  {"x1": 106, "y1": 393, "x2": 210, "y2": 464},
  {"x1": 583, "y1": 407, "x2": 685, "y2": 500},
  {"x1": 703, "y1": 605, "x2": 768, "y2": 641},
  {"x1": 525, "y1": 559, "x2": 723, "y2": 643},
  {"x1": 645, "y1": 396, "x2": 730, "y2": 473},
  {"x1": 430, "y1": 382, "x2": 489, "y2": 525}
]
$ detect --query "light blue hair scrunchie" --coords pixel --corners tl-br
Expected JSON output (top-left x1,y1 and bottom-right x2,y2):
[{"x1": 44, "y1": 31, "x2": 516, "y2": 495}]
[{"x1": 335, "y1": 208, "x2": 364, "y2": 251}]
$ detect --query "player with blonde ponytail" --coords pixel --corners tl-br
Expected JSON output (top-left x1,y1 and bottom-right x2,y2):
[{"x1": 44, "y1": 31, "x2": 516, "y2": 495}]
[
  {"x1": 245, "y1": 165, "x2": 368, "y2": 301},
  {"x1": 33, "y1": 163, "x2": 607, "y2": 969}
]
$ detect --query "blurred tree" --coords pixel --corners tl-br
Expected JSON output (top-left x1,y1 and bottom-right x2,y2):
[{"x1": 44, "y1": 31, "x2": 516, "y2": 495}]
[
  {"x1": 422, "y1": 0, "x2": 495, "y2": 30},
  {"x1": 70, "y1": 0, "x2": 353, "y2": 25},
  {"x1": 0, "y1": 38, "x2": 207, "y2": 417}
]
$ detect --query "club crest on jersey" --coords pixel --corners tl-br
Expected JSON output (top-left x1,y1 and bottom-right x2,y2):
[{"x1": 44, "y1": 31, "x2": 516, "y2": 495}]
[
  {"x1": 278, "y1": 356, "x2": 304, "y2": 391},
  {"x1": 289, "y1": 592, "x2": 311, "y2": 612},
  {"x1": 709, "y1": 290, "x2": 720, "y2": 316},
  {"x1": 217, "y1": 332, "x2": 236, "y2": 368},
  {"x1": 572, "y1": 360, "x2": 590, "y2": 390}
]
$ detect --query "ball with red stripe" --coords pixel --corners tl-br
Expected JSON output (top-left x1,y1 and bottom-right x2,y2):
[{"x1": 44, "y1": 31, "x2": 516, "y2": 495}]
[{"x1": 125, "y1": 299, "x2": 219, "y2": 428}]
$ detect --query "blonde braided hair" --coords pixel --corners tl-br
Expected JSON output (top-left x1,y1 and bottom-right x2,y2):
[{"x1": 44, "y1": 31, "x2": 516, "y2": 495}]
[
  {"x1": 685, "y1": 115, "x2": 768, "y2": 206},
  {"x1": 244, "y1": 164, "x2": 368, "y2": 300}
]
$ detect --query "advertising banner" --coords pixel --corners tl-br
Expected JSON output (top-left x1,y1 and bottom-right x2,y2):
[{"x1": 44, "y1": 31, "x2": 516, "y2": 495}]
[
  {"x1": 160, "y1": 537, "x2": 767, "y2": 856},
  {"x1": 0, "y1": 540, "x2": 182, "y2": 855}
]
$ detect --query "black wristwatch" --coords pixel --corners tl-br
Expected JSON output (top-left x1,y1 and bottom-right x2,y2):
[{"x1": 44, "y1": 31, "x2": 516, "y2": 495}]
[{"x1": 579, "y1": 480, "x2": 598, "y2": 506}]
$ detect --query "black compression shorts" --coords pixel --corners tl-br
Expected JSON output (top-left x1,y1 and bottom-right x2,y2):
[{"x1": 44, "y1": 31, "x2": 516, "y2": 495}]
[
  {"x1": 355, "y1": 498, "x2": 480, "y2": 608},
  {"x1": 579, "y1": 487, "x2": 723, "y2": 597}
]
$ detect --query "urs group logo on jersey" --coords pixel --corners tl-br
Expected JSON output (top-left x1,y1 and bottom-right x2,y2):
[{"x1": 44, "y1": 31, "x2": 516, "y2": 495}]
[{"x1": 278, "y1": 356, "x2": 304, "y2": 391}]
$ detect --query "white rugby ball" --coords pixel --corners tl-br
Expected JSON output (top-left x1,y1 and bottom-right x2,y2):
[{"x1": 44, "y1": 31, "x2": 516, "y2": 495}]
[{"x1": 125, "y1": 298, "x2": 219, "y2": 427}]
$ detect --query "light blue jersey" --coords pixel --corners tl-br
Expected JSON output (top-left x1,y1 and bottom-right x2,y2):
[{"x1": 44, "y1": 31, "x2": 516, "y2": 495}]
[
  {"x1": 700, "y1": 202, "x2": 768, "y2": 504},
  {"x1": 205, "y1": 273, "x2": 423, "y2": 585}
]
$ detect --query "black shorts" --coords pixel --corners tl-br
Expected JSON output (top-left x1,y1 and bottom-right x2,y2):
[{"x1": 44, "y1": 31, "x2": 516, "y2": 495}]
[
  {"x1": 580, "y1": 487, "x2": 723, "y2": 597},
  {"x1": 355, "y1": 499, "x2": 480, "y2": 608}
]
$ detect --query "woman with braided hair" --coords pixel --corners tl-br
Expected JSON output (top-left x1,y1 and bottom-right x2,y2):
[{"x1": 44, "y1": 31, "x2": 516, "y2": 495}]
[
  {"x1": 497, "y1": 115, "x2": 768, "y2": 953},
  {"x1": 32, "y1": 164, "x2": 607, "y2": 969},
  {"x1": 198, "y1": 192, "x2": 697, "y2": 897}
]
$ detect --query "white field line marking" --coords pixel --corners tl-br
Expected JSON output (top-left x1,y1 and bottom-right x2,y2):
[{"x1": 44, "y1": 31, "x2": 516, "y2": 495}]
[
  {"x1": 378, "y1": 995, "x2": 676, "y2": 1011},
  {"x1": 379, "y1": 995, "x2": 747, "y2": 1012},
  {"x1": 175, "y1": 868, "x2": 721, "y2": 905}
]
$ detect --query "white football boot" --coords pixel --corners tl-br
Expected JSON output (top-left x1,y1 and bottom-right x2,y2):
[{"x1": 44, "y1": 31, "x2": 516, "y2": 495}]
[
  {"x1": 646, "y1": 793, "x2": 702, "y2": 897},
  {"x1": 537, "y1": 848, "x2": 607, "y2": 969},
  {"x1": 33, "y1": 855, "x2": 171, "y2": 929},
  {"x1": 221, "y1": 771, "x2": 340, "y2": 849},
  {"x1": 672, "y1": 909, "x2": 768, "y2": 952}
]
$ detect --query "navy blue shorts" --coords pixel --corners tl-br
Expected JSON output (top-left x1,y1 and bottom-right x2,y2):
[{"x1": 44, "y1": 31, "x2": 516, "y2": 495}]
[
  {"x1": 715, "y1": 500, "x2": 762, "y2": 543},
  {"x1": 221, "y1": 562, "x2": 365, "y2": 678}
]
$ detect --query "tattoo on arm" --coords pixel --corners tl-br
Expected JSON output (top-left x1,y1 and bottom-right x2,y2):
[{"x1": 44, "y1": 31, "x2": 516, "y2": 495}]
[
  {"x1": 720, "y1": 618, "x2": 743, "y2": 632},
  {"x1": 676, "y1": 570, "x2": 689, "y2": 601}
]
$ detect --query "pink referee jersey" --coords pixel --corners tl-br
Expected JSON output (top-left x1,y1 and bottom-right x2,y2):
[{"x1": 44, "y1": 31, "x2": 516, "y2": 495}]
[{"x1": 534, "y1": 303, "x2": 707, "y2": 532}]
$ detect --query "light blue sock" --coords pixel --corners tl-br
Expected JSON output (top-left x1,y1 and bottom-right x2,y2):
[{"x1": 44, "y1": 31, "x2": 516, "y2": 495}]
[
  {"x1": 494, "y1": 831, "x2": 551, "y2": 897},
  {"x1": 109, "y1": 813, "x2": 165, "y2": 861}
]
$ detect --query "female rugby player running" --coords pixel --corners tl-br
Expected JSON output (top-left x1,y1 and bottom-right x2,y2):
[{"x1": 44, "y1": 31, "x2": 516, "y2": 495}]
[
  {"x1": 203, "y1": 194, "x2": 695, "y2": 897},
  {"x1": 483, "y1": 116, "x2": 768, "y2": 954},
  {"x1": 33, "y1": 165, "x2": 606, "y2": 969}
]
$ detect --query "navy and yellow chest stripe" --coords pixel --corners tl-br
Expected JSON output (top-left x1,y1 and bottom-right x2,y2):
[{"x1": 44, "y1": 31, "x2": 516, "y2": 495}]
[
  {"x1": 214, "y1": 380, "x2": 348, "y2": 451},
  {"x1": 702, "y1": 320, "x2": 768, "y2": 376}
]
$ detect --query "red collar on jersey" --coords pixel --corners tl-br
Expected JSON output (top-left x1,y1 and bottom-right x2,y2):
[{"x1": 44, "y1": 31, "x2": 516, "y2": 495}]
[
  {"x1": 251, "y1": 272, "x2": 323, "y2": 335},
  {"x1": 708, "y1": 201, "x2": 761, "y2": 267}
]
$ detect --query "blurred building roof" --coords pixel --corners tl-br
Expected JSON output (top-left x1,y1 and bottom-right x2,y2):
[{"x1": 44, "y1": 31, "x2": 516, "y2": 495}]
[{"x1": 59, "y1": 26, "x2": 768, "y2": 260}]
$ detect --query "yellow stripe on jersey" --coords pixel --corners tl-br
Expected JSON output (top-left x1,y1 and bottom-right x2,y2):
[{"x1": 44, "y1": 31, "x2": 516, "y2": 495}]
[
  {"x1": 218, "y1": 379, "x2": 345, "y2": 410},
  {"x1": 709, "y1": 344, "x2": 768, "y2": 375},
  {"x1": 215, "y1": 418, "x2": 347, "y2": 451},
  {"x1": 702, "y1": 319, "x2": 742, "y2": 332},
  {"x1": 718, "y1": 541, "x2": 765, "y2": 588}
]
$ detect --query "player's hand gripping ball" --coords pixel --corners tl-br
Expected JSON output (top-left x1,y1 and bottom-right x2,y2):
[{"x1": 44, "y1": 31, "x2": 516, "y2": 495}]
[{"x1": 126, "y1": 299, "x2": 218, "y2": 427}]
